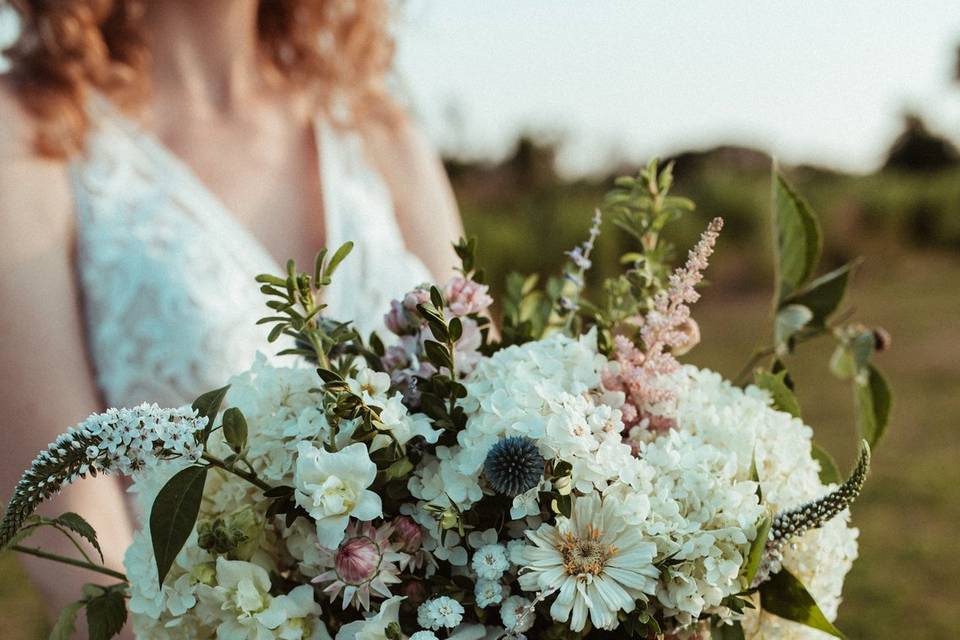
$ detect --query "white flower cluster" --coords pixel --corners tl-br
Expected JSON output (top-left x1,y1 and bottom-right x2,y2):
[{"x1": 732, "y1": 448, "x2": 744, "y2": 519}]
[{"x1": 115, "y1": 336, "x2": 858, "y2": 639}]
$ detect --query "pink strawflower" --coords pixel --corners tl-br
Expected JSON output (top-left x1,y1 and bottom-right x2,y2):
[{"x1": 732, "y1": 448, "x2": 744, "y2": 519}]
[
  {"x1": 444, "y1": 276, "x2": 493, "y2": 317},
  {"x1": 390, "y1": 515, "x2": 423, "y2": 553},
  {"x1": 313, "y1": 521, "x2": 408, "y2": 611}
]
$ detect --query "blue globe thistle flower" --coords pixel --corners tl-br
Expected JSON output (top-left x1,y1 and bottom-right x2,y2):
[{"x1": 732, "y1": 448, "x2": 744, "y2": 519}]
[{"x1": 483, "y1": 436, "x2": 545, "y2": 497}]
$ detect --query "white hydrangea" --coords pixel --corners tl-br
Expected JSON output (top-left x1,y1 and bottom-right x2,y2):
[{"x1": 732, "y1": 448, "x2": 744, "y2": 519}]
[{"x1": 654, "y1": 366, "x2": 860, "y2": 635}]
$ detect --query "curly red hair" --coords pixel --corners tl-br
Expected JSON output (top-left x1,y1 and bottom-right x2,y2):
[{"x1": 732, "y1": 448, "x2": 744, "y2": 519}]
[{"x1": 4, "y1": 0, "x2": 396, "y2": 157}]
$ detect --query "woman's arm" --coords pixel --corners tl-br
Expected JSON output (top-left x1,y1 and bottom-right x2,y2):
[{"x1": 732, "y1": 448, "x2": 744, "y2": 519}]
[
  {"x1": 362, "y1": 113, "x2": 465, "y2": 281},
  {"x1": 0, "y1": 85, "x2": 134, "y2": 630}
]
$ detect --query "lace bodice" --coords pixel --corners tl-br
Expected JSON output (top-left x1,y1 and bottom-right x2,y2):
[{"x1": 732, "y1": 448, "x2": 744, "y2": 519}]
[{"x1": 70, "y1": 97, "x2": 432, "y2": 408}]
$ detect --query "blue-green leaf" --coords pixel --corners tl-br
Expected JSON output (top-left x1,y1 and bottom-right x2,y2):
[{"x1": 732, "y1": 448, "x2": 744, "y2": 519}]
[
  {"x1": 855, "y1": 365, "x2": 892, "y2": 447},
  {"x1": 754, "y1": 369, "x2": 802, "y2": 418},
  {"x1": 784, "y1": 261, "x2": 858, "y2": 328},
  {"x1": 774, "y1": 304, "x2": 813, "y2": 354},
  {"x1": 774, "y1": 173, "x2": 822, "y2": 302},
  {"x1": 760, "y1": 568, "x2": 845, "y2": 638},
  {"x1": 150, "y1": 465, "x2": 208, "y2": 588}
]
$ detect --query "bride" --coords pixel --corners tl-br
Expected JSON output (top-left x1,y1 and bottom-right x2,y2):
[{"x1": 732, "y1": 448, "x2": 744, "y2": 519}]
[{"x1": 0, "y1": 0, "x2": 463, "y2": 630}]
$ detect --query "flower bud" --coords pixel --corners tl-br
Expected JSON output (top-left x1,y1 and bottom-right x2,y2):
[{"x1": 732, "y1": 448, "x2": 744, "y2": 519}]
[
  {"x1": 399, "y1": 578, "x2": 428, "y2": 607},
  {"x1": 335, "y1": 534, "x2": 381, "y2": 585},
  {"x1": 671, "y1": 318, "x2": 701, "y2": 356},
  {"x1": 391, "y1": 516, "x2": 423, "y2": 553}
]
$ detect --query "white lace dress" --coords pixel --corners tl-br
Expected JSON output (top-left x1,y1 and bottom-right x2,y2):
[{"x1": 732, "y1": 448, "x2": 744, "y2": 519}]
[{"x1": 70, "y1": 98, "x2": 433, "y2": 409}]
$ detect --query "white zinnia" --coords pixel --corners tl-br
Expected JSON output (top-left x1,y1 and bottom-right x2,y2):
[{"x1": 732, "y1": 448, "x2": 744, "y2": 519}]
[
  {"x1": 294, "y1": 442, "x2": 381, "y2": 548},
  {"x1": 519, "y1": 492, "x2": 658, "y2": 631}
]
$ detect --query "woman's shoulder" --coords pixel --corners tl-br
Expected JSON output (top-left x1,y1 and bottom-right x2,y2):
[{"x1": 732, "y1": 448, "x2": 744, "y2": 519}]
[{"x1": 0, "y1": 77, "x2": 74, "y2": 267}]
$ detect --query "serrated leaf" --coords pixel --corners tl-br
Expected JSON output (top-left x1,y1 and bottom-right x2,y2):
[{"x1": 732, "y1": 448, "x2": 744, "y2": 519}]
[
  {"x1": 324, "y1": 241, "x2": 354, "y2": 278},
  {"x1": 54, "y1": 512, "x2": 103, "y2": 562},
  {"x1": 743, "y1": 515, "x2": 772, "y2": 585},
  {"x1": 774, "y1": 304, "x2": 813, "y2": 353},
  {"x1": 49, "y1": 600, "x2": 85, "y2": 640},
  {"x1": 754, "y1": 370, "x2": 801, "y2": 418},
  {"x1": 784, "y1": 261, "x2": 858, "y2": 328},
  {"x1": 855, "y1": 365, "x2": 892, "y2": 447},
  {"x1": 774, "y1": 173, "x2": 823, "y2": 302},
  {"x1": 192, "y1": 385, "x2": 231, "y2": 441},
  {"x1": 221, "y1": 407, "x2": 248, "y2": 454},
  {"x1": 760, "y1": 568, "x2": 845, "y2": 638},
  {"x1": 86, "y1": 587, "x2": 127, "y2": 640},
  {"x1": 150, "y1": 465, "x2": 208, "y2": 588},
  {"x1": 811, "y1": 442, "x2": 842, "y2": 485}
]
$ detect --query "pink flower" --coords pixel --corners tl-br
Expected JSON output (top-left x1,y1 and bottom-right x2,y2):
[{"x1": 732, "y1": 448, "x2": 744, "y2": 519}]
[
  {"x1": 391, "y1": 516, "x2": 423, "y2": 553},
  {"x1": 335, "y1": 535, "x2": 381, "y2": 585},
  {"x1": 444, "y1": 276, "x2": 493, "y2": 317},
  {"x1": 384, "y1": 286, "x2": 432, "y2": 336}
]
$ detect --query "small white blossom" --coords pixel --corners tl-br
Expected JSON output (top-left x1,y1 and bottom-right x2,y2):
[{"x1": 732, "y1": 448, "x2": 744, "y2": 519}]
[
  {"x1": 417, "y1": 596, "x2": 465, "y2": 630},
  {"x1": 474, "y1": 579, "x2": 504, "y2": 608},
  {"x1": 471, "y1": 544, "x2": 510, "y2": 580}
]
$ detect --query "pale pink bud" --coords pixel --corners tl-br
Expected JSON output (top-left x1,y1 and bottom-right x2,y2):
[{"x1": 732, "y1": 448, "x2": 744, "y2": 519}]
[
  {"x1": 444, "y1": 276, "x2": 493, "y2": 317},
  {"x1": 391, "y1": 516, "x2": 423, "y2": 553},
  {"x1": 335, "y1": 535, "x2": 381, "y2": 585}
]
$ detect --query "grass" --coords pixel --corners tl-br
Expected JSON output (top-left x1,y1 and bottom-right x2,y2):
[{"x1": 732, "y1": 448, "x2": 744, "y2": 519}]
[{"x1": 0, "y1": 250, "x2": 956, "y2": 638}]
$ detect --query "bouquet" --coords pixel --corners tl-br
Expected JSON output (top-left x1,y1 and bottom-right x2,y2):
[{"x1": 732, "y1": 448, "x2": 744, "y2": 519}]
[{"x1": 1, "y1": 162, "x2": 891, "y2": 639}]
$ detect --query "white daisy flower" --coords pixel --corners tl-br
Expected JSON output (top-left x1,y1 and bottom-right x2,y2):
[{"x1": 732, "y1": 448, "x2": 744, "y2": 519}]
[
  {"x1": 518, "y1": 492, "x2": 658, "y2": 631},
  {"x1": 417, "y1": 596, "x2": 465, "y2": 630}
]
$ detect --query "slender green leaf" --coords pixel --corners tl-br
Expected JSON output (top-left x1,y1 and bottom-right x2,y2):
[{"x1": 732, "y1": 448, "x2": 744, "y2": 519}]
[
  {"x1": 760, "y1": 568, "x2": 845, "y2": 638},
  {"x1": 221, "y1": 407, "x2": 248, "y2": 454},
  {"x1": 53, "y1": 512, "x2": 103, "y2": 562},
  {"x1": 855, "y1": 365, "x2": 892, "y2": 447},
  {"x1": 784, "y1": 261, "x2": 858, "y2": 328},
  {"x1": 324, "y1": 241, "x2": 354, "y2": 278},
  {"x1": 811, "y1": 442, "x2": 843, "y2": 485},
  {"x1": 743, "y1": 515, "x2": 772, "y2": 585},
  {"x1": 49, "y1": 600, "x2": 85, "y2": 640},
  {"x1": 754, "y1": 370, "x2": 802, "y2": 418},
  {"x1": 150, "y1": 465, "x2": 208, "y2": 587},
  {"x1": 774, "y1": 173, "x2": 823, "y2": 302},
  {"x1": 86, "y1": 587, "x2": 127, "y2": 640}
]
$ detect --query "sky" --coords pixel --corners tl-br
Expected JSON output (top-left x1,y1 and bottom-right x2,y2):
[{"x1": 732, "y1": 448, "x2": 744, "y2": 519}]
[
  {"x1": 393, "y1": 1, "x2": 960, "y2": 176},
  {"x1": 2, "y1": 2, "x2": 958, "y2": 177}
]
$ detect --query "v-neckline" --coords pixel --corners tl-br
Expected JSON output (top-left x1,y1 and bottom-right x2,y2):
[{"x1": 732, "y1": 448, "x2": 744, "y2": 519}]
[{"x1": 92, "y1": 96, "x2": 333, "y2": 271}]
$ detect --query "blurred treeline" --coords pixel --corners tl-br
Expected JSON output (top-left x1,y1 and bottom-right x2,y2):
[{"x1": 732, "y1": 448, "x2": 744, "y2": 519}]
[{"x1": 449, "y1": 113, "x2": 960, "y2": 297}]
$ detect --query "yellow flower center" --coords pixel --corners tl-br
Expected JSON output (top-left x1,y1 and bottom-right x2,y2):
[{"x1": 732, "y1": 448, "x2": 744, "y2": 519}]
[{"x1": 558, "y1": 526, "x2": 618, "y2": 576}]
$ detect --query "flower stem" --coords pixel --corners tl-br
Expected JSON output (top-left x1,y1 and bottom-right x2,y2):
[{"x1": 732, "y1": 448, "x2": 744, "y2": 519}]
[
  {"x1": 202, "y1": 453, "x2": 273, "y2": 492},
  {"x1": 11, "y1": 544, "x2": 127, "y2": 582}
]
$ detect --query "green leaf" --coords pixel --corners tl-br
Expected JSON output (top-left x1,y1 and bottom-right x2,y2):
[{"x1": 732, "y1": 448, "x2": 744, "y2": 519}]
[
  {"x1": 855, "y1": 365, "x2": 892, "y2": 447},
  {"x1": 760, "y1": 568, "x2": 845, "y2": 638},
  {"x1": 384, "y1": 457, "x2": 414, "y2": 481},
  {"x1": 774, "y1": 304, "x2": 813, "y2": 353},
  {"x1": 85, "y1": 587, "x2": 127, "y2": 640},
  {"x1": 221, "y1": 407, "x2": 248, "y2": 454},
  {"x1": 711, "y1": 620, "x2": 746, "y2": 640},
  {"x1": 53, "y1": 512, "x2": 103, "y2": 562},
  {"x1": 811, "y1": 442, "x2": 843, "y2": 484},
  {"x1": 150, "y1": 465, "x2": 208, "y2": 588},
  {"x1": 774, "y1": 173, "x2": 823, "y2": 302},
  {"x1": 424, "y1": 340, "x2": 453, "y2": 371},
  {"x1": 49, "y1": 600, "x2": 85, "y2": 640},
  {"x1": 742, "y1": 515, "x2": 772, "y2": 585},
  {"x1": 192, "y1": 385, "x2": 231, "y2": 441},
  {"x1": 783, "y1": 261, "x2": 858, "y2": 328},
  {"x1": 324, "y1": 241, "x2": 354, "y2": 278},
  {"x1": 754, "y1": 370, "x2": 801, "y2": 418},
  {"x1": 448, "y1": 317, "x2": 463, "y2": 342}
]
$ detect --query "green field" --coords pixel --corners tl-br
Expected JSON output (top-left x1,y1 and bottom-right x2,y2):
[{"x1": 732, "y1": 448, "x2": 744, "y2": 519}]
[{"x1": 2, "y1": 164, "x2": 958, "y2": 637}]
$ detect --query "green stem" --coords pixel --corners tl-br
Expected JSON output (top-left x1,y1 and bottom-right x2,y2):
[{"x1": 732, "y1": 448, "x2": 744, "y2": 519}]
[
  {"x1": 202, "y1": 453, "x2": 273, "y2": 492},
  {"x1": 11, "y1": 545, "x2": 127, "y2": 582}
]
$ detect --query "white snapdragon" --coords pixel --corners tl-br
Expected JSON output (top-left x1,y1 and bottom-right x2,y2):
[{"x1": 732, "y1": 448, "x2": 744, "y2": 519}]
[{"x1": 294, "y1": 442, "x2": 381, "y2": 548}]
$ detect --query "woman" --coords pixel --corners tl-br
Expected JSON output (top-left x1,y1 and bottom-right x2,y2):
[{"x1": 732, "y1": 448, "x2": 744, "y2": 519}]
[{"x1": 0, "y1": 0, "x2": 463, "y2": 629}]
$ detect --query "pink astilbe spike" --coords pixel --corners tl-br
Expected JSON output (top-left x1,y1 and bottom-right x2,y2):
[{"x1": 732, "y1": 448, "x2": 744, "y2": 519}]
[{"x1": 603, "y1": 218, "x2": 724, "y2": 441}]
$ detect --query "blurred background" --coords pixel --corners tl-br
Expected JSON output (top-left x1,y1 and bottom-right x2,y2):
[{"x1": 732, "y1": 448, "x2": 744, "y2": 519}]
[{"x1": 3, "y1": 1, "x2": 959, "y2": 638}]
